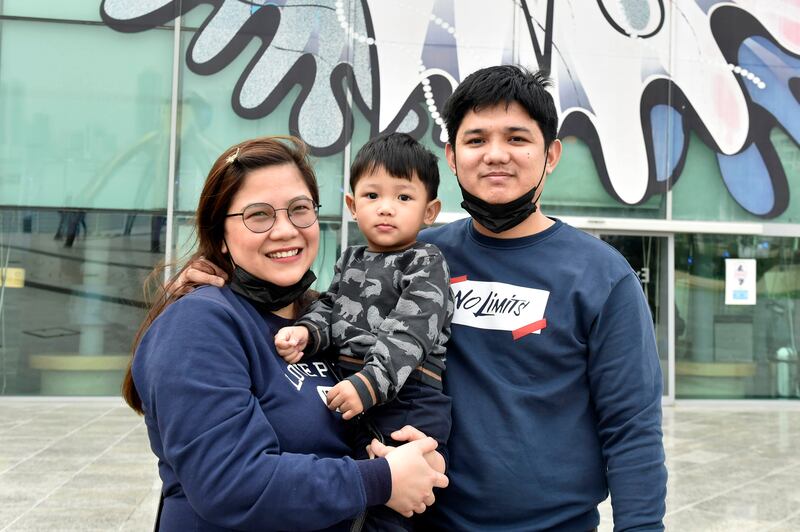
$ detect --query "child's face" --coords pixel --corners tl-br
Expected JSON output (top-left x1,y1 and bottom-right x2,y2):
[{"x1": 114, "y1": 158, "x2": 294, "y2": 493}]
[{"x1": 346, "y1": 167, "x2": 441, "y2": 252}]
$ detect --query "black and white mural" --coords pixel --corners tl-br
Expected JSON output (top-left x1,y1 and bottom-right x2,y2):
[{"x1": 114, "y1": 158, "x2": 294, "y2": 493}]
[{"x1": 101, "y1": 0, "x2": 800, "y2": 217}]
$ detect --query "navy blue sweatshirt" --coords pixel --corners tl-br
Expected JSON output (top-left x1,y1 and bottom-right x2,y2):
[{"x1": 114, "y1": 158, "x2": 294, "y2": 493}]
[
  {"x1": 418, "y1": 218, "x2": 666, "y2": 531},
  {"x1": 133, "y1": 286, "x2": 391, "y2": 531}
]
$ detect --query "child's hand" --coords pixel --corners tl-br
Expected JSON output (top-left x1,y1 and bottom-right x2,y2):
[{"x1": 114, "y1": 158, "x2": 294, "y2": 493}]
[
  {"x1": 275, "y1": 326, "x2": 308, "y2": 364},
  {"x1": 326, "y1": 380, "x2": 364, "y2": 420}
]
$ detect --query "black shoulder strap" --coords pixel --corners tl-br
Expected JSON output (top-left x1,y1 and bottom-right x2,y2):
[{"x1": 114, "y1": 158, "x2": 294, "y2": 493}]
[
  {"x1": 153, "y1": 491, "x2": 164, "y2": 532},
  {"x1": 350, "y1": 510, "x2": 366, "y2": 532}
]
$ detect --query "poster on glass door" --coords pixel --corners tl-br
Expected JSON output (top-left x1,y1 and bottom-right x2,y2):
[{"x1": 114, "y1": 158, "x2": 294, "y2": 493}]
[{"x1": 725, "y1": 258, "x2": 757, "y2": 305}]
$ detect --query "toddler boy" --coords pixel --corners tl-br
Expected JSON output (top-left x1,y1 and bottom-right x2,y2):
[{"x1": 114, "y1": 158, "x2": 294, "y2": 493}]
[{"x1": 275, "y1": 133, "x2": 453, "y2": 475}]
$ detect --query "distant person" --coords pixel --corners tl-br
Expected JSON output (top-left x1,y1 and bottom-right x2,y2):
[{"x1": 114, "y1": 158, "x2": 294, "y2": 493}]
[{"x1": 54, "y1": 210, "x2": 87, "y2": 248}]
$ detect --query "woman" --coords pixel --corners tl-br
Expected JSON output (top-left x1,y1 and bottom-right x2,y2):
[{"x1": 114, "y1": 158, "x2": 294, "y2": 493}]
[{"x1": 123, "y1": 136, "x2": 447, "y2": 531}]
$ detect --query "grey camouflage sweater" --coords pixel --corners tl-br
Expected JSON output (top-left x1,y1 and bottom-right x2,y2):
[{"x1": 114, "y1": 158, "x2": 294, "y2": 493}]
[{"x1": 297, "y1": 241, "x2": 453, "y2": 410}]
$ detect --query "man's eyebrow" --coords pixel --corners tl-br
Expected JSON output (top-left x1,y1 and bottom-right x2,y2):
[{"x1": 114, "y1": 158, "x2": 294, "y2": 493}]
[{"x1": 461, "y1": 126, "x2": 533, "y2": 136}]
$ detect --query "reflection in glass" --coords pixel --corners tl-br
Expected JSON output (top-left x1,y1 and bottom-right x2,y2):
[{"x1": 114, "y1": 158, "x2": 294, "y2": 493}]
[
  {"x1": 0, "y1": 19, "x2": 172, "y2": 211},
  {"x1": 675, "y1": 234, "x2": 800, "y2": 398},
  {"x1": 0, "y1": 209, "x2": 163, "y2": 395}
]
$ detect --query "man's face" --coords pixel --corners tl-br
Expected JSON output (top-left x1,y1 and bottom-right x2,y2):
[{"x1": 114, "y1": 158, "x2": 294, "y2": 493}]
[{"x1": 445, "y1": 101, "x2": 561, "y2": 205}]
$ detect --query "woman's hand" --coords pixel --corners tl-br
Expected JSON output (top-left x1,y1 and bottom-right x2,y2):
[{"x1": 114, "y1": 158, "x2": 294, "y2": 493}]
[
  {"x1": 381, "y1": 437, "x2": 449, "y2": 517},
  {"x1": 174, "y1": 256, "x2": 228, "y2": 294},
  {"x1": 370, "y1": 425, "x2": 446, "y2": 475}
]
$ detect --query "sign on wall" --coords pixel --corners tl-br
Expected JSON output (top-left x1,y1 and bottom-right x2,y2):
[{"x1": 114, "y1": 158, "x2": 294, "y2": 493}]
[{"x1": 725, "y1": 258, "x2": 757, "y2": 305}]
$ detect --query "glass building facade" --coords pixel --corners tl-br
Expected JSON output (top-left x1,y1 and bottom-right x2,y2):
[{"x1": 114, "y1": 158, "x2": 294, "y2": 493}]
[{"x1": 1, "y1": 1, "x2": 799, "y2": 401}]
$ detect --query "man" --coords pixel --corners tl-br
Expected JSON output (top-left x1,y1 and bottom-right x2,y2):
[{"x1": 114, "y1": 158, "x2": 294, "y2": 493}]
[
  {"x1": 409, "y1": 65, "x2": 666, "y2": 530},
  {"x1": 183, "y1": 65, "x2": 667, "y2": 530}
]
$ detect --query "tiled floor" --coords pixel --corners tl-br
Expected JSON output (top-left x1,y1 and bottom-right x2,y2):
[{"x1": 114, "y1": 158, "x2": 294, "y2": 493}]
[
  {"x1": 1, "y1": 401, "x2": 800, "y2": 531},
  {"x1": 0, "y1": 400, "x2": 159, "y2": 532}
]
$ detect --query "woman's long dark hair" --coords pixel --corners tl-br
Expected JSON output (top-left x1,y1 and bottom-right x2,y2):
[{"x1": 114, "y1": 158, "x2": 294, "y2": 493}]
[{"x1": 123, "y1": 136, "x2": 320, "y2": 413}]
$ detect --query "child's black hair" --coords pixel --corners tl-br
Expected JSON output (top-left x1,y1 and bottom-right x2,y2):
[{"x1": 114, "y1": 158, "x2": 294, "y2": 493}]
[
  {"x1": 442, "y1": 65, "x2": 558, "y2": 146},
  {"x1": 350, "y1": 133, "x2": 440, "y2": 201}
]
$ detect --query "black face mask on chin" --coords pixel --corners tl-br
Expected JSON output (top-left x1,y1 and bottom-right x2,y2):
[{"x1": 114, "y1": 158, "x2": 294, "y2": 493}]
[
  {"x1": 456, "y1": 143, "x2": 549, "y2": 234},
  {"x1": 229, "y1": 265, "x2": 316, "y2": 312}
]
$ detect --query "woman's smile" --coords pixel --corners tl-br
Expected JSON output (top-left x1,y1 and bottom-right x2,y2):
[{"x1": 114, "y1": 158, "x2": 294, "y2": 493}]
[{"x1": 266, "y1": 247, "x2": 302, "y2": 260}]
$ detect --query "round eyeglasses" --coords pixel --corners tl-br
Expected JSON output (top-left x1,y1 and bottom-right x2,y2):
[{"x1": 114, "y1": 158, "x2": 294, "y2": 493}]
[{"x1": 225, "y1": 198, "x2": 320, "y2": 233}]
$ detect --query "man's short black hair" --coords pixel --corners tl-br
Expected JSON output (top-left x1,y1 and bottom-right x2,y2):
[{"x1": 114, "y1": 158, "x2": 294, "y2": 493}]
[
  {"x1": 442, "y1": 65, "x2": 558, "y2": 146},
  {"x1": 350, "y1": 133, "x2": 440, "y2": 201}
]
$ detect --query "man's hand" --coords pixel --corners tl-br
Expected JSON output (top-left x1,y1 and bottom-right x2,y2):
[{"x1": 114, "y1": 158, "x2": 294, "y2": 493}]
[
  {"x1": 173, "y1": 256, "x2": 228, "y2": 295},
  {"x1": 382, "y1": 437, "x2": 449, "y2": 517},
  {"x1": 275, "y1": 326, "x2": 309, "y2": 364},
  {"x1": 370, "y1": 425, "x2": 446, "y2": 475},
  {"x1": 326, "y1": 380, "x2": 364, "y2": 420}
]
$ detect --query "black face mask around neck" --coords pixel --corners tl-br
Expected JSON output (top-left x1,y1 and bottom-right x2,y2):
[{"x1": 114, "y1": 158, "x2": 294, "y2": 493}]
[
  {"x1": 458, "y1": 181, "x2": 538, "y2": 234},
  {"x1": 456, "y1": 144, "x2": 549, "y2": 234},
  {"x1": 229, "y1": 266, "x2": 316, "y2": 312}
]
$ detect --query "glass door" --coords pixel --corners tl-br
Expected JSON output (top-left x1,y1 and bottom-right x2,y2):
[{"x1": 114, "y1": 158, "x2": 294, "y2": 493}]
[{"x1": 596, "y1": 233, "x2": 674, "y2": 402}]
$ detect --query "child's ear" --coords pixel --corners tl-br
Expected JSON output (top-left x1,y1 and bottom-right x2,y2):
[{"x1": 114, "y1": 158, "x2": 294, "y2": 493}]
[
  {"x1": 423, "y1": 198, "x2": 441, "y2": 225},
  {"x1": 344, "y1": 193, "x2": 357, "y2": 220}
]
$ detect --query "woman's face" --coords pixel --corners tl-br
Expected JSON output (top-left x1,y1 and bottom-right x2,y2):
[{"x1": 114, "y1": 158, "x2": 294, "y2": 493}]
[{"x1": 222, "y1": 163, "x2": 320, "y2": 286}]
